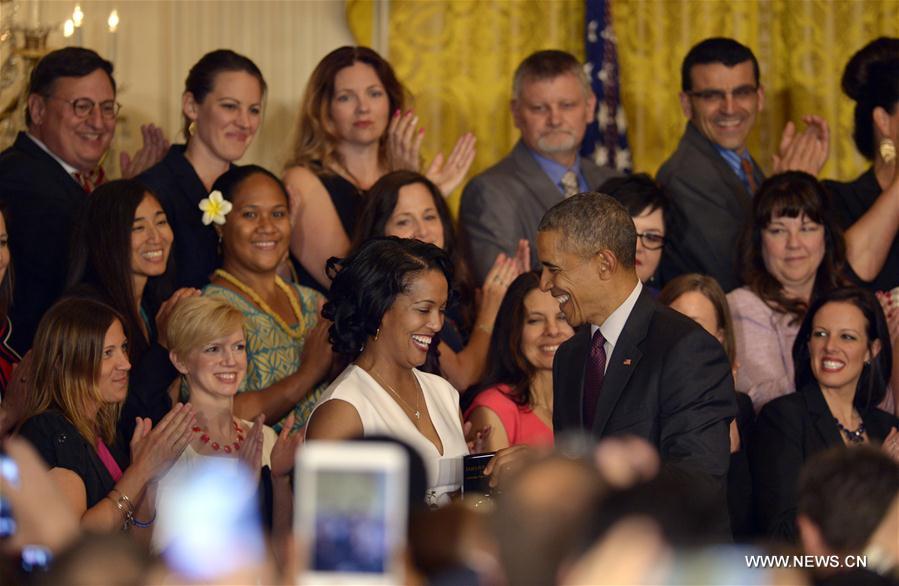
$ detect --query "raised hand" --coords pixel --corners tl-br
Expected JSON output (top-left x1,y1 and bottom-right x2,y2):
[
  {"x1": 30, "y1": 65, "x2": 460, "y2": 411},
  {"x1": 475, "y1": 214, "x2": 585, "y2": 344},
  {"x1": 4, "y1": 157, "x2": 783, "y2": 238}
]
[
  {"x1": 238, "y1": 414, "x2": 266, "y2": 480},
  {"x1": 387, "y1": 110, "x2": 424, "y2": 172},
  {"x1": 513, "y1": 239, "x2": 531, "y2": 274},
  {"x1": 129, "y1": 403, "x2": 195, "y2": 481},
  {"x1": 425, "y1": 132, "x2": 477, "y2": 197},
  {"x1": 772, "y1": 115, "x2": 830, "y2": 176},
  {"x1": 299, "y1": 318, "x2": 333, "y2": 383},
  {"x1": 270, "y1": 413, "x2": 303, "y2": 478},
  {"x1": 120, "y1": 124, "x2": 170, "y2": 178}
]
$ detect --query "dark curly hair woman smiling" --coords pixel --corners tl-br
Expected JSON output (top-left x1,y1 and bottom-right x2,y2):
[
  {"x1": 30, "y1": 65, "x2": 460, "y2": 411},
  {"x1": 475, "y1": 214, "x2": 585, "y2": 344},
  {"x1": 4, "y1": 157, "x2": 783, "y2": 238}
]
[{"x1": 307, "y1": 237, "x2": 469, "y2": 506}]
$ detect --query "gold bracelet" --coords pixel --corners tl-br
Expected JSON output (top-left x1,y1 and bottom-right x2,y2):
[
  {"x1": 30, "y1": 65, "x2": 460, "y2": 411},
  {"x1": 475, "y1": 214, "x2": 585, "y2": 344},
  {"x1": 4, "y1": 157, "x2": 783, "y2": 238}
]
[{"x1": 107, "y1": 488, "x2": 134, "y2": 531}]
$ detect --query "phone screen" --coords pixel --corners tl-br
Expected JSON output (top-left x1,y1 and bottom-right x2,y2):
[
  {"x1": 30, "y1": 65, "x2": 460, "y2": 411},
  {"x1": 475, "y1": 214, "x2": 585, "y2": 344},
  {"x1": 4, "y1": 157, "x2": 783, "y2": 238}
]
[
  {"x1": 312, "y1": 469, "x2": 390, "y2": 574},
  {"x1": 0, "y1": 453, "x2": 19, "y2": 538}
]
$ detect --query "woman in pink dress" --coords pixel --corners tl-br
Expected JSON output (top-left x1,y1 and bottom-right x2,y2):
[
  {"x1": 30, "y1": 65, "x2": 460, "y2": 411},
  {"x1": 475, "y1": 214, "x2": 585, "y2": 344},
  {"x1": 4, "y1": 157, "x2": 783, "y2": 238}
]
[{"x1": 464, "y1": 272, "x2": 574, "y2": 449}]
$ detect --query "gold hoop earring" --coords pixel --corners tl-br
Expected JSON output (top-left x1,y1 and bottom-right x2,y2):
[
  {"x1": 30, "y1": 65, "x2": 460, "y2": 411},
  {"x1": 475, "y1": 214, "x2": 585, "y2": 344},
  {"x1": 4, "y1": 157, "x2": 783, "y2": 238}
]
[{"x1": 880, "y1": 139, "x2": 896, "y2": 164}]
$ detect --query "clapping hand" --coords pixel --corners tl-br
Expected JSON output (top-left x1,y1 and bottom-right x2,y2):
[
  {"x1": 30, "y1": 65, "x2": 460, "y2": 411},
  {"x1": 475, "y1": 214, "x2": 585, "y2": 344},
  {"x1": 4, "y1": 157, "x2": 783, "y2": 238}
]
[
  {"x1": 425, "y1": 132, "x2": 477, "y2": 197},
  {"x1": 120, "y1": 124, "x2": 169, "y2": 179},
  {"x1": 238, "y1": 414, "x2": 266, "y2": 481},
  {"x1": 130, "y1": 403, "x2": 195, "y2": 481},
  {"x1": 772, "y1": 115, "x2": 830, "y2": 176},
  {"x1": 463, "y1": 420, "x2": 492, "y2": 454},
  {"x1": 387, "y1": 110, "x2": 425, "y2": 172},
  {"x1": 270, "y1": 413, "x2": 303, "y2": 479}
]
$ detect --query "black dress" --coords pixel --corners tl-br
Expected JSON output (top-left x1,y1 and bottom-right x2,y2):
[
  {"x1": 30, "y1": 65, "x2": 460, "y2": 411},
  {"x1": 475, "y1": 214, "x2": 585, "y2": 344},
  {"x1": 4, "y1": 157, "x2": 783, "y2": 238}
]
[
  {"x1": 824, "y1": 168, "x2": 899, "y2": 292},
  {"x1": 291, "y1": 170, "x2": 363, "y2": 295},
  {"x1": 140, "y1": 145, "x2": 232, "y2": 291},
  {"x1": 751, "y1": 382, "x2": 899, "y2": 541},
  {"x1": 19, "y1": 410, "x2": 127, "y2": 509}
]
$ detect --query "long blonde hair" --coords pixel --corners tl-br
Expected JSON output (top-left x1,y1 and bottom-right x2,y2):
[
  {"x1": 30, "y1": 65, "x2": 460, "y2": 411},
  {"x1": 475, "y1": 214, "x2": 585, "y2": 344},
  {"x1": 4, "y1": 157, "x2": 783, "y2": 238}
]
[
  {"x1": 26, "y1": 297, "x2": 124, "y2": 446},
  {"x1": 284, "y1": 46, "x2": 407, "y2": 175}
]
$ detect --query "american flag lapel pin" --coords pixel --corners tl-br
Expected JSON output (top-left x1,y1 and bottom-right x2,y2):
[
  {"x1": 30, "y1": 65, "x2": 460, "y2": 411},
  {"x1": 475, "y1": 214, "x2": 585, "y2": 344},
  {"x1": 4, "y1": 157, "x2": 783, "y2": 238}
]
[{"x1": 623, "y1": 358, "x2": 632, "y2": 366}]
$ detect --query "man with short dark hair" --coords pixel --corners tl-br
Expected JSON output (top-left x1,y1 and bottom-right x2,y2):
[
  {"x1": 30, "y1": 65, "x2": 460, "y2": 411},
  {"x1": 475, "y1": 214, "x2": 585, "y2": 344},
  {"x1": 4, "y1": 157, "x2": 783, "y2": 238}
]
[
  {"x1": 0, "y1": 48, "x2": 164, "y2": 352},
  {"x1": 537, "y1": 191, "x2": 736, "y2": 534},
  {"x1": 460, "y1": 50, "x2": 618, "y2": 283},
  {"x1": 657, "y1": 37, "x2": 827, "y2": 292}
]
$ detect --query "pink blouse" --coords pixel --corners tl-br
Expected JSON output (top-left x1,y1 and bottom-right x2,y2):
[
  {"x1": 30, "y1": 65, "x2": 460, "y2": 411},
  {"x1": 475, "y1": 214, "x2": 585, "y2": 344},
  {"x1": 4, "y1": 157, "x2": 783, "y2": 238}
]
[{"x1": 465, "y1": 384, "x2": 554, "y2": 447}]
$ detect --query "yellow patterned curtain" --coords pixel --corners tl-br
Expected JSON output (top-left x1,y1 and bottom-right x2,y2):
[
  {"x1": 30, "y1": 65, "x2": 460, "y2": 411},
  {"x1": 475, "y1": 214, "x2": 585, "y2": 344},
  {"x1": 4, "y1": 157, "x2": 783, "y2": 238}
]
[
  {"x1": 347, "y1": 0, "x2": 583, "y2": 212},
  {"x1": 348, "y1": 0, "x2": 898, "y2": 201}
]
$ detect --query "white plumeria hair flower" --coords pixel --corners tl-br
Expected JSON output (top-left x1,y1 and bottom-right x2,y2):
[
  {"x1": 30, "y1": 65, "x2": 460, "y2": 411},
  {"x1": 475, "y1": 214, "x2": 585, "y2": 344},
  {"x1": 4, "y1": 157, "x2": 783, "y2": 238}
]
[{"x1": 198, "y1": 190, "x2": 233, "y2": 226}]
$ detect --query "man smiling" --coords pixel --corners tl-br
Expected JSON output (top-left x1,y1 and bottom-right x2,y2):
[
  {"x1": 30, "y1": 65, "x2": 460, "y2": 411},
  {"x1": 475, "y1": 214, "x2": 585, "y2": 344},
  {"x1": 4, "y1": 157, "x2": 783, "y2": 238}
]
[
  {"x1": 657, "y1": 38, "x2": 827, "y2": 292},
  {"x1": 0, "y1": 48, "x2": 164, "y2": 352},
  {"x1": 537, "y1": 191, "x2": 736, "y2": 535},
  {"x1": 460, "y1": 50, "x2": 618, "y2": 283}
]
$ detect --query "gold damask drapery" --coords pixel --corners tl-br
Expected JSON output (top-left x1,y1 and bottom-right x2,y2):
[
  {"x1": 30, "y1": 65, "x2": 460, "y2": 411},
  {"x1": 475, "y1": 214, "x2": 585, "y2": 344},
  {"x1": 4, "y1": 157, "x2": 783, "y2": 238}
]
[{"x1": 348, "y1": 0, "x2": 898, "y2": 207}]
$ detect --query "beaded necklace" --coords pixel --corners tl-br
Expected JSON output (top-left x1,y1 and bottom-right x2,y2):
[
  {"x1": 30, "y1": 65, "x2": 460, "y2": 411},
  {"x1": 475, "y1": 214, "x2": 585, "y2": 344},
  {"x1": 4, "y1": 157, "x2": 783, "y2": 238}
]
[
  {"x1": 214, "y1": 269, "x2": 304, "y2": 339},
  {"x1": 834, "y1": 417, "x2": 866, "y2": 444}
]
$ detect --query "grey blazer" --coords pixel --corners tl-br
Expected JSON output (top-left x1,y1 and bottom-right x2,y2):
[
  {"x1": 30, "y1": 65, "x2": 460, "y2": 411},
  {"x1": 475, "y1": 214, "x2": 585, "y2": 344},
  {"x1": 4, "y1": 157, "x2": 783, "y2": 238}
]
[
  {"x1": 656, "y1": 122, "x2": 764, "y2": 292},
  {"x1": 459, "y1": 140, "x2": 618, "y2": 283}
]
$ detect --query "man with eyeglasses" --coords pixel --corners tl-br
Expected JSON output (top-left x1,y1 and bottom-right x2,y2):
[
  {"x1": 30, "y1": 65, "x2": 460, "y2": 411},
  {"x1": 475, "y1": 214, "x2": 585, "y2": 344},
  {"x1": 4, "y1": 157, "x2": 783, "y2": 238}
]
[
  {"x1": 0, "y1": 47, "x2": 165, "y2": 353},
  {"x1": 656, "y1": 37, "x2": 828, "y2": 293}
]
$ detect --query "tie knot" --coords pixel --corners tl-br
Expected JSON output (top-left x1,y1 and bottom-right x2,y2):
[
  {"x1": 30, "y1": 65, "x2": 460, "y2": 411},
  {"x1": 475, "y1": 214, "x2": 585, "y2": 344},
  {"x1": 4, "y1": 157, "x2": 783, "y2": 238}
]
[
  {"x1": 560, "y1": 170, "x2": 579, "y2": 197},
  {"x1": 591, "y1": 328, "x2": 606, "y2": 351}
]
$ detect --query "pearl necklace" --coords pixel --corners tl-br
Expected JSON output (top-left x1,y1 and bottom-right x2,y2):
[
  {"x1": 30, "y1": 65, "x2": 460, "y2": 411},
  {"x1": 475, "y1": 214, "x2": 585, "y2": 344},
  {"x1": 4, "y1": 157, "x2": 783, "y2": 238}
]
[
  {"x1": 214, "y1": 269, "x2": 305, "y2": 339},
  {"x1": 366, "y1": 368, "x2": 422, "y2": 421}
]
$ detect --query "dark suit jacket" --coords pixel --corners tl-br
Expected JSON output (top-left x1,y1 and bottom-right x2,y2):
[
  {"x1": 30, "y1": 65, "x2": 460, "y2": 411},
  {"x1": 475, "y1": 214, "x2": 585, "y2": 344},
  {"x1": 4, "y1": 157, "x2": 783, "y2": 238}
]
[
  {"x1": 140, "y1": 144, "x2": 225, "y2": 291},
  {"x1": 656, "y1": 122, "x2": 764, "y2": 292},
  {"x1": 751, "y1": 383, "x2": 899, "y2": 541},
  {"x1": 553, "y1": 287, "x2": 736, "y2": 483},
  {"x1": 459, "y1": 140, "x2": 618, "y2": 283},
  {"x1": 0, "y1": 132, "x2": 87, "y2": 353}
]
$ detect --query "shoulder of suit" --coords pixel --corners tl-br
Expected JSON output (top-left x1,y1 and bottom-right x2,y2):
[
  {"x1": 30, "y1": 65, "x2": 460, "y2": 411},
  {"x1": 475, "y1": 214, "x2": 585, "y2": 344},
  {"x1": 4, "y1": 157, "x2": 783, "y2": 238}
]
[
  {"x1": 726, "y1": 287, "x2": 772, "y2": 314},
  {"x1": 758, "y1": 390, "x2": 806, "y2": 421}
]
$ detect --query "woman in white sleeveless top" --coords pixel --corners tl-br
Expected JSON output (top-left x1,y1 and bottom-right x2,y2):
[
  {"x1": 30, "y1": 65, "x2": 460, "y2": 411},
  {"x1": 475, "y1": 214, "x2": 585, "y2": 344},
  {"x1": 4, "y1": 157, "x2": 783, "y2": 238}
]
[{"x1": 306, "y1": 238, "x2": 469, "y2": 506}]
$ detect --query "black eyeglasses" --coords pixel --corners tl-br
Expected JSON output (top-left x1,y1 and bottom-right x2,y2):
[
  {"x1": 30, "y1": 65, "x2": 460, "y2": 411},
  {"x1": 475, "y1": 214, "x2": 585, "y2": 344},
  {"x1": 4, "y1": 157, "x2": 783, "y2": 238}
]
[
  {"x1": 46, "y1": 96, "x2": 121, "y2": 119},
  {"x1": 687, "y1": 85, "x2": 758, "y2": 106},
  {"x1": 636, "y1": 232, "x2": 666, "y2": 250}
]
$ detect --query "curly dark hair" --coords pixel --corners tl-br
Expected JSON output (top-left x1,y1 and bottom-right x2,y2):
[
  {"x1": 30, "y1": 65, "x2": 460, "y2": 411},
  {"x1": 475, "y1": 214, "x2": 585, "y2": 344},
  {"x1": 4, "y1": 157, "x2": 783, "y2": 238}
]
[
  {"x1": 793, "y1": 287, "x2": 892, "y2": 412},
  {"x1": 739, "y1": 171, "x2": 851, "y2": 326},
  {"x1": 323, "y1": 237, "x2": 454, "y2": 356}
]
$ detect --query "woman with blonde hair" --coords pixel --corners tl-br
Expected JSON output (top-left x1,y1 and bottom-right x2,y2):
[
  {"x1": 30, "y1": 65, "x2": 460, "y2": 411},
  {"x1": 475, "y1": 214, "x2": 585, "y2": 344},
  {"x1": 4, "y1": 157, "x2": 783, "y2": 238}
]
[{"x1": 284, "y1": 46, "x2": 475, "y2": 292}]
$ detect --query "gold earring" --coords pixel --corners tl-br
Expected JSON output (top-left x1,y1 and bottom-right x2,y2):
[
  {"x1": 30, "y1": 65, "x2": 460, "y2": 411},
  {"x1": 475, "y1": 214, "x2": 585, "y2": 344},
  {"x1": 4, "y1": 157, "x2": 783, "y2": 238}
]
[
  {"x1": 880, "y1": 139, "x2": 896, "y2": 164},
  {"x1": 188, "y1": 121, "x2": 197, "y2": 136}
]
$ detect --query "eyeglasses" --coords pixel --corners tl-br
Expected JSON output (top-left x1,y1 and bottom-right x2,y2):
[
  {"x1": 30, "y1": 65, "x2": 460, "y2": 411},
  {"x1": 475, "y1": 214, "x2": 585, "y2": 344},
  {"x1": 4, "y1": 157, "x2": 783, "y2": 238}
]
[
  {"x1": 636, "y1": 232, "x2": 666, "y2": 250},
  {"x1": 687, "y1": 85, "x2": 758, "y2": 106},
  {"x1": 46, "y1": 96, "x2": 121, "y2": 119}
]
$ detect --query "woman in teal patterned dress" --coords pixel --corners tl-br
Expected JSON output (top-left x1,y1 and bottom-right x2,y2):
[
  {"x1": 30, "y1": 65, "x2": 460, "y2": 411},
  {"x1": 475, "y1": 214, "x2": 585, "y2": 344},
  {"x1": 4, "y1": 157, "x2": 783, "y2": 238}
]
[{"x1": 202, "y1": 165, "x2": 333, "y2": 429}]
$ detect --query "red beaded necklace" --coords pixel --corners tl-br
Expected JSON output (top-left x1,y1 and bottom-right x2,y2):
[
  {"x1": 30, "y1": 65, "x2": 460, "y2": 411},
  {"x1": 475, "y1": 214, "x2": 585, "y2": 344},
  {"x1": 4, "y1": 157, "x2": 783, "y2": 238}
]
[{"x1": 192, "y1": 419, "x2": 245, "y2": 453}]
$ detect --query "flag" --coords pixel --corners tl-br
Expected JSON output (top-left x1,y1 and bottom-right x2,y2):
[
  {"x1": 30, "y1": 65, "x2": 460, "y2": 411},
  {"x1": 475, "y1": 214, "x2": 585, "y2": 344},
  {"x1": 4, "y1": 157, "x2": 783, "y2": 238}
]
[{"x1": 581, "y1": 0, "x2": 632, "y2": 172}]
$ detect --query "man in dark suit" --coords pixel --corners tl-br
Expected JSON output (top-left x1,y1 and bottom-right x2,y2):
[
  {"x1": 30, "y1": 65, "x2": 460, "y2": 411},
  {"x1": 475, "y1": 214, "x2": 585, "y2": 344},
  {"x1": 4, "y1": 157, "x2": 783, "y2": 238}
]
[
  {"x1": 460, "y1": 50, "x2": 618, "y2": 283},
  {"x1": 0, "y1": 48, "x2": 164, "y2": 353},
  {"x1": 537, "y1": 192, "x2": 736, "y2": 529}
]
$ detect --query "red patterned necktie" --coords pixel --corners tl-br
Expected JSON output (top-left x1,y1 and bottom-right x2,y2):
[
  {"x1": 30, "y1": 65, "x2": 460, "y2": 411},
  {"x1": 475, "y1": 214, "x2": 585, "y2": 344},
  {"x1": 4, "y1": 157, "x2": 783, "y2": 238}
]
[
  {"x1": 740, "y1": 157, "x2": 757, "y2": 195},
  {"x1": 72, "y1": 166, "x2": 107, "y2": 193},
  {"x1": 583, "y1": 329, "x2": 607, "y2": 426}
]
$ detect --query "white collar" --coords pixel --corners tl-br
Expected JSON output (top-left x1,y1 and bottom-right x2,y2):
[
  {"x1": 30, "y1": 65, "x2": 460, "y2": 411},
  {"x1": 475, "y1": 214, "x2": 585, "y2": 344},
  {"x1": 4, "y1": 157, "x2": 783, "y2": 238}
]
[
  {"x1": 26, "y1": 132, "x2": 78, "y2": 175},
  {"x1": 590, "y1": 280, "x2": 643, "y2": 349}
]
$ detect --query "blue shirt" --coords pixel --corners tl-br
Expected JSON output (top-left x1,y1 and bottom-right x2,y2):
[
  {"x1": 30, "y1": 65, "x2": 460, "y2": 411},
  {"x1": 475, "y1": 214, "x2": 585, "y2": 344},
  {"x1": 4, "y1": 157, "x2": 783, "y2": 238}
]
[
  {"x1": 528, "y1": 148, "x2": 589, "y2": 195},
  {"x1": 714, "y1": 144, "x2": 756, "y2": 193}
]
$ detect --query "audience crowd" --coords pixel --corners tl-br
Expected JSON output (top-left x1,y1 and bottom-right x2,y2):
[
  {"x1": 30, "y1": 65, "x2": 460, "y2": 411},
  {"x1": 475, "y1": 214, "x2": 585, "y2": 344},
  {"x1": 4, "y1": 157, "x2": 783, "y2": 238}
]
[{"x1": 1, "y1": 34, "x2": 899, "y2": 586}]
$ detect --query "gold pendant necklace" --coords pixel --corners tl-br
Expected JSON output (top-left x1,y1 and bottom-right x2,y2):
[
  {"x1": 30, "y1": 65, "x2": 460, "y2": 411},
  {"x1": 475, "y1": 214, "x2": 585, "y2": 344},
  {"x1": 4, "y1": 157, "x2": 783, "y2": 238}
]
[
  {"x1": 214, "y1": 269, "x2": 305, "y2": 339},
  {"x1": 366, "y1": 368, "x2": 421, "y2": 421}
]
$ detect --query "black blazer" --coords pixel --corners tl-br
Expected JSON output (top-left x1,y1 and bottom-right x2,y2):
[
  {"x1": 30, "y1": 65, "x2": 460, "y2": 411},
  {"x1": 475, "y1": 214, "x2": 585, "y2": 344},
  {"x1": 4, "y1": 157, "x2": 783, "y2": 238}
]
[
  {"x1": 0, "y1": 133, "x2": 87, "y2": 353},
  {"x1": 553, "y1": 287, "x2": 736, "y2": 478},
  {"x1": 140, "y1": 145, "x2": 229, "y2": 291},
  {"x1": 656, "y1": 122, "x2": 764, "y2": 292},
  {"x1": 751, "y1": 383, "x2": 899, "y2": 541}
]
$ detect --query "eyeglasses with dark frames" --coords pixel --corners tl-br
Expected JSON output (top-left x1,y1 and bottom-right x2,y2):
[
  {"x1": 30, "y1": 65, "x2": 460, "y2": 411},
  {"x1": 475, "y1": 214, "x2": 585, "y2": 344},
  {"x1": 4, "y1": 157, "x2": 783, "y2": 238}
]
[
  {"x1": 636, "y1": 232, "x2": 666, "y2": 250},
  {"x1": 687, "y1": 85, "x2": 758, "y2": 106},
  {"x1": 46, "y1": 96, "x2": 121, "y2": 119}
]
